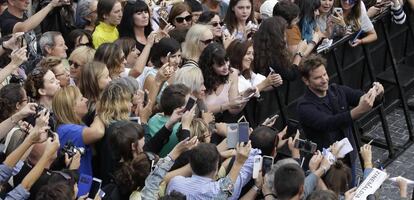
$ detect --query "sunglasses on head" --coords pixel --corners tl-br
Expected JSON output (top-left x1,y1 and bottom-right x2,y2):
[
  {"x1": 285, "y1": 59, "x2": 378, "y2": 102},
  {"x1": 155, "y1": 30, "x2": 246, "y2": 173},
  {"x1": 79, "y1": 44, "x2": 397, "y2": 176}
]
[
  {"x1": 68, "y1": 60, "x2": 81, "y2": 69},
  {"x1": 175, "y1": 15, "x2": 192, "y2": 23},
  {"x1": 210, "y1": 22, "x2": 224, "y2": 27}
]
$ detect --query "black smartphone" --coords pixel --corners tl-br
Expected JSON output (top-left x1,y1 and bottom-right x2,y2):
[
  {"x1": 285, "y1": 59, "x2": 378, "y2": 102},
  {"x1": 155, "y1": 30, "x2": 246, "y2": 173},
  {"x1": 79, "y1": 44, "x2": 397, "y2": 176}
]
[
  {"x1": 294, "y1": 139, "x2": 317, "y2": 154},
  {"x1": 185, "y1": 97, "x2": 196, "y2": 111},
  {"x1": 262, "y1": 156, "x2": 274, "y2": 175},
  {"x1": 88, "y1": 178, "x2": 102, "y2": 199},
  {"x1": 283, "y1": 119, "x2": 299, "y2": 140}
]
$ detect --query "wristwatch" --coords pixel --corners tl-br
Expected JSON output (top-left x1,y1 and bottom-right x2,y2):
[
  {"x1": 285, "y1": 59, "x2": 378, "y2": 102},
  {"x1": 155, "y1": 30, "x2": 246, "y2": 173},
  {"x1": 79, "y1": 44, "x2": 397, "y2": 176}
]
[{"x1": 295, "y1": 51, "x2": 304, "y2": 58}]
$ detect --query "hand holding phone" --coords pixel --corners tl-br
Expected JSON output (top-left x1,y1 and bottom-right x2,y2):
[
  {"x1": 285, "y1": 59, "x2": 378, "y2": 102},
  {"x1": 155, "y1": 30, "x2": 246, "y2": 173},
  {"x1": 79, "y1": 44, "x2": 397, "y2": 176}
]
[
  {"x1": 283, "y1": 119, "x2": 299, "y2": 140},
  {"x1": 184, "y1": 97, "x2": 196, "y2": 111}
]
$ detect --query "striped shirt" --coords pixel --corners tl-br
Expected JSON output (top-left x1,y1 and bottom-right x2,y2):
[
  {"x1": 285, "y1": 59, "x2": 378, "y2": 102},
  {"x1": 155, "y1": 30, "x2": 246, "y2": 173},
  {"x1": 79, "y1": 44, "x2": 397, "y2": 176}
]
[
  {"x1": 166, "y1": 149, "x2": 261, "y2": 200},
  {"x1": 390, "y1": 3, "x2": 406, "y2": 24}
]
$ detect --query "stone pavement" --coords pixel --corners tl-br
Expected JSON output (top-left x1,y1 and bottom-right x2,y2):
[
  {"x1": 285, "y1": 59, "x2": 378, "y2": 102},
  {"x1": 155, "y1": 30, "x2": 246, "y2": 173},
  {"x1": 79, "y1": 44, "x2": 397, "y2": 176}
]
[{"x1": 355, "y1": 108, "x2": 414, "y2": 199}]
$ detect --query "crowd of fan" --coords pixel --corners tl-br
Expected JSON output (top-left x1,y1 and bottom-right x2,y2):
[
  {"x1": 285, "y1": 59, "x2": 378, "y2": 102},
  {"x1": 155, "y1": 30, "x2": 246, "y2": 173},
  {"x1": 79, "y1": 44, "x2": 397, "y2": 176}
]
[{"x1": 0, "y1": 0, "x2": 413, "y2": 198}]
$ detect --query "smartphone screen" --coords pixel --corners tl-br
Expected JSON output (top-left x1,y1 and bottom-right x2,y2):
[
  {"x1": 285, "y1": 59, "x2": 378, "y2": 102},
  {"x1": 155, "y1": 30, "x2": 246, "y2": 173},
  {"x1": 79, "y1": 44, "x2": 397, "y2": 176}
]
[
  {"x1": 227, "y1": 123, "x2": 239, "y2": 149},
  {"x1": 284, "y1": 119, "x2": 299, "y2": 140},
  {"x1": 238, "y1": 122, "x2": 249, "y2": 143},
  {"x1": 88, "y1": 178, "x2": 102, "y2": 199},
  {"x1": 262, "y1": 156, "x2": 274, "y2": 175},
  {"x1": 129, "y1": 117, "x2": 140, "y2": 124},
  {"x1": 185, "y1": 97, "x2": 196, "y2": 111}
]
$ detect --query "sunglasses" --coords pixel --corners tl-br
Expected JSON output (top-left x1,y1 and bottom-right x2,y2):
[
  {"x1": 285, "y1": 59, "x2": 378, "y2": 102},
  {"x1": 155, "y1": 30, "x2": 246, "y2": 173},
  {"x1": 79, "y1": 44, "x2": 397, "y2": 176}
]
[
  {"x1": 200, "y1": 39, "x2": 213, "y2": 45},
  {"x1": 210, "y1": 22, "x2": 224, "y2": 27},
  {"x1": 68, "y1": 60, "x2": 81, "y2": 69},
  {"x1": 175, "y1": 15, "x2": 193, "y2": 23},
  {"x1": 341, "y1": 0, "x2": 356, "y2": 4}
]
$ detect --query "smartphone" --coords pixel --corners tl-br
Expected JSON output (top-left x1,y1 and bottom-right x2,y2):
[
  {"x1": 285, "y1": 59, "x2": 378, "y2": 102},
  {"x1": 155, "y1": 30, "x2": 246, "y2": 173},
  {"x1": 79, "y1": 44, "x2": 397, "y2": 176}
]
[
  {"x1": 252, "y1": 155, "x2": 263, "y2": 179},
  {"x1": 283, "y1": 119, "x2": 299, "y2": 140},
  {"x1": 262, "y1": 156, "x2": 274, "y2": 175},
  {"x1": 88, "y1": 178, "x2": 102, "y2": 199},
  {"x1": 77, "y1": 174, "x2": 93, "y2": 197},
  {"x1": 294, "y1": 139, "x2": 317, "y2": 154},
  {"x1": 185, "y1": 97, "x2": 196, "y2": 111},
  {"x1": 333, "y1": 7, "x2": 343, "y2": 16},
  {"x1": 227, "y1": 123, "x2": 239, "y2": 149},
  {"x1": 143, "y1": 91, "x2": 148, "y2": 107},
  {"x1": 238, "y1": 122, "x2": 249, "y2": 143},
  {"x1": 350, "y1": 30, "x2": 364, "y2": 45},
  {"x1": 129, "y1": 116, "x2": 140, "y2": 124}
]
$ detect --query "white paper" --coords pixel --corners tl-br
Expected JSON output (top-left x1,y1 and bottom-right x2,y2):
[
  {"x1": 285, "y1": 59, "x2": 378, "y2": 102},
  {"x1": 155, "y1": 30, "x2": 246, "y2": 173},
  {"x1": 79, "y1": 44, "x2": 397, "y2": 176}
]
[
  {"x1": 353, "y1": 168, "x2": 388, "y2": 200},
  {"x1": 388, "y1": 177, "x2": 414, "y2": 185},
  {"x1": 336, "y1": 138, "x2": 354, "y2": 158}
]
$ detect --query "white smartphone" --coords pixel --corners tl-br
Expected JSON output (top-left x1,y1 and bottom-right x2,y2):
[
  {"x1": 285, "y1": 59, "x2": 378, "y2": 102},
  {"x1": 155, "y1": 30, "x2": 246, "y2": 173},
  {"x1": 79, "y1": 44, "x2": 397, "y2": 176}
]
[
  {"x1": 252, "y1": 155, "x2": 263, "y2": 179},
  {"x1": 333, "y1": 7, "x2": 343, "y2": 16},
  {"x1": 227, "y1": 123, "x2": 239, "y2": 149},
  {"x1": 262, "y1": 156, "x2": 274, "y2": 175}
]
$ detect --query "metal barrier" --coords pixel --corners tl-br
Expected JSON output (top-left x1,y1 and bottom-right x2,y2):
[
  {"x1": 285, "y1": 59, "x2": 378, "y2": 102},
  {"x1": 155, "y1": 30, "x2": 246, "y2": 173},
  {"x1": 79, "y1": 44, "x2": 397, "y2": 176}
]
[{"x1": 271, "y1": 6, "x2": 414, "y2": 168}]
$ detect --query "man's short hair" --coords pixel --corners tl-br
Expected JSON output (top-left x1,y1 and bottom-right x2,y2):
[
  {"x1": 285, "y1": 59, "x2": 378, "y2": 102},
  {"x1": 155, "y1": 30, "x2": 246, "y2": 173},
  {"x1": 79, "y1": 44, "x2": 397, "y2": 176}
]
[
  {"x1": 160, "y1": 84, "x2": 190, "y2": 116},
  {"x1": 39, "y1": 31, "x2": 62, "y2": 56},
  {"x1": 272, "y1": 0, "x2": 300, "y2": 25},
  {"x1": 250, "y1": 126, "x2": 278, "y2": 156},
  {"x1": 273, "y1": 163, "x2": 305, "y2": 199},
  {"x1": 299, "y1": 54, "x2": 327, "y2": 79},
  {"x1": 190, "y1": 143, "x2": 220, "y2": 176}
]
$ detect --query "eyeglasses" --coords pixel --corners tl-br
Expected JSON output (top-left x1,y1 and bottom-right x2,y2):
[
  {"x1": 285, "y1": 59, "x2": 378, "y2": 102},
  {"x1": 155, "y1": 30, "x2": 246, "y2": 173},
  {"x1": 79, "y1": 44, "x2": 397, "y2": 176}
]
[
  {"x1": 68, "y1": 60, "x2": 81, "y2": 69},
  {"x1": 200, "y1": 39, "x2": 213, "y2": 45},
  {"x1": 210, "y1": 22, "x2": 224, "y2": 27},
  {"x1": 175, "y1": 15, "x2": 193, "y2": 23}
]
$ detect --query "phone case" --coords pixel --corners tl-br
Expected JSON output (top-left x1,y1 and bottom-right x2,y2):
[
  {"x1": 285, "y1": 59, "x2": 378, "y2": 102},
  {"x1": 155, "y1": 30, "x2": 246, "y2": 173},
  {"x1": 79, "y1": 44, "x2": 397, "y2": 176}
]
[
  {"x1": 77, "y1": 174, "x2": 93, "y2": 197},
  {"x1": 227, "y1": 123, "x2": 239, "y2": 148}
]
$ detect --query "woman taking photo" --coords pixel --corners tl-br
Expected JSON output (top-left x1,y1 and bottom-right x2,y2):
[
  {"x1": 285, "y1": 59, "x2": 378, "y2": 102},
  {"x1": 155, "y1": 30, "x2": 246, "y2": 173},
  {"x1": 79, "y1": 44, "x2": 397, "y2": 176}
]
[
  {"x1": 199, "y1": 42, "x2": 249, "y2": 121},
  {"x1": 92, "y1": 0, "x2": 123, "y2": 48},
  {"x1": 223, "y1": 0, "x2": 256, "y2": 40},
  {"x1": 119, "y1": 1, "x2": 153, "y2": 52},
  {"x1": 143, "y1": 38, "x2": 182, "y2": 107},
  {"x1": 332, "y1": 0, "x2": 377, "y2": 46},
  {"x1": 53, "y1": 86, "x2": 105, "y2": 176}
]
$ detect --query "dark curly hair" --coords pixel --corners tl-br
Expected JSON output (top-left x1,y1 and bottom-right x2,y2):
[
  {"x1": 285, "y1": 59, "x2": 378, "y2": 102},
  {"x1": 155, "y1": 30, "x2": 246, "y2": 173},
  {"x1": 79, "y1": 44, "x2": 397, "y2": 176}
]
[
  {"x1": 0, "y1": 83, "x2": 26, "y2": 121},
  {"x1": 199, "y1": 42, "x2": 229, "y2": 94},
  {"x1": 25, "y1": 67, "x2": 49, "y2": 100},
  {"x1": 114, "y1": 153, "x2": 153, "y2": 196},
  {"x1": 253, "y1": 16, "x2": 291, "y2": 75}
]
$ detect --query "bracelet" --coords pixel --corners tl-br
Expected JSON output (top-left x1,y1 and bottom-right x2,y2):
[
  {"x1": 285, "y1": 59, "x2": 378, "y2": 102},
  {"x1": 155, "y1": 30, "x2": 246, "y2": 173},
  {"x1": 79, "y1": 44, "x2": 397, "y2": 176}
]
[
  {"x1": 252, "y1": 185, "x2": 261, "y2": 192},
  {"x1": 264, "y1": 193, "x2": 276, "y2": 198},
  {"x1": 10, "y1": 115, "x2": 18, "y2": 125},
  {"x1": 295, "y1": 51, "x2": 304, "y2": 58}
]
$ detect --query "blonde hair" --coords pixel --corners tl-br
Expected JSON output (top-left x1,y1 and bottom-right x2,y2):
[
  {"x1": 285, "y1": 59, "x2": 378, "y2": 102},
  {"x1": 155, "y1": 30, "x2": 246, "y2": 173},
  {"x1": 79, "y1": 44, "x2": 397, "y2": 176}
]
[
  {"x1": 173, "y1": 66, "x2": 204, "y2": 94},
  {"x1": 53, "y1": 86, "x2": 83, "y2": 125},
  {"x1": 182, "y1": 24, "x2": 211, "y2": 60},
  {"x1": 190, "y1": 118, "x2": 209, "y2": 142},
  {"x1": 97, "y1": 82, "x2": 132, "y2": 126},
  {"x1": 69, "y1": 46, "x2": 96, "y2": 65}
]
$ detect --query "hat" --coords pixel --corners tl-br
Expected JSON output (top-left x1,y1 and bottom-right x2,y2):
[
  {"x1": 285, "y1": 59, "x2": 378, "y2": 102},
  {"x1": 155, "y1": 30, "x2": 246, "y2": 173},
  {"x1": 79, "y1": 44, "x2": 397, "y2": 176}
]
[{"x1": 260, "y1": 0, "x2": 278, "y2": 20}]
